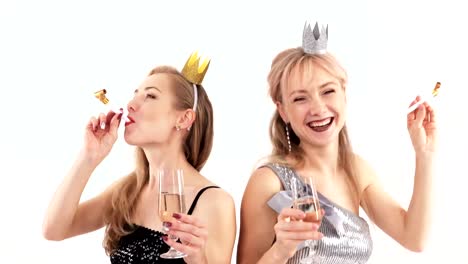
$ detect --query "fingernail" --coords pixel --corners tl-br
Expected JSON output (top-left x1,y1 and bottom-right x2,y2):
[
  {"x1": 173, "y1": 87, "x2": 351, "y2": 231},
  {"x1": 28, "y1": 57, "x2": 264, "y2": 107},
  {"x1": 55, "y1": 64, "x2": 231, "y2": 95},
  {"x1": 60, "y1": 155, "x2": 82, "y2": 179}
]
[
  {"x1": 163, "y1": 221, "x2": 172, "y2": 228},
  {"x1": 172, "y1": 213, "x2": 181, "y2": 219},
  {"x1": 162, "y1": 235, "x2": 168, "y2": 241},
  {"x1": 100, "y1": 122, "x2": 105, "y2": 129}
]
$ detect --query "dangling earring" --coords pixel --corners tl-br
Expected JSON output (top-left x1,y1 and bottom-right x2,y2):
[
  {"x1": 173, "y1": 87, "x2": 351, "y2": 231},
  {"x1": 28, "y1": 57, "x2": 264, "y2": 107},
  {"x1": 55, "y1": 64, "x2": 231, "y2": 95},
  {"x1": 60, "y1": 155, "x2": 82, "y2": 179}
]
[{"x1": 285, "y1": 123, "x2": 292, "y2": 153}]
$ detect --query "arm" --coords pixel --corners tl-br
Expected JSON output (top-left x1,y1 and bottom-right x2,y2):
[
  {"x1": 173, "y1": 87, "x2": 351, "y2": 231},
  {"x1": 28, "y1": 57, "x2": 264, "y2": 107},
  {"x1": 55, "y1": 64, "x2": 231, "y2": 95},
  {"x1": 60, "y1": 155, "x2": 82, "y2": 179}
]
[
  {"x1": 359, "y1": 153, "x2": 434, "y2": 252},
  {"x1": 237, "y1": 167, "x2": 321, "y2": 264},
  {"x1": 359, "y1": 97, "x2": 437, "y2": 252},
  {"x1": 42, "y1": 111, "x2": 122, "y2": 240},
  {"x1": 42, "y1": 153, "x2": 115, "y2": 240},
  {"x1": 237, "y1": 167, "x2": 284, "y2": 264},
  {"x1": 199, "y1": 189, "x2": 237, "y2": 263}
]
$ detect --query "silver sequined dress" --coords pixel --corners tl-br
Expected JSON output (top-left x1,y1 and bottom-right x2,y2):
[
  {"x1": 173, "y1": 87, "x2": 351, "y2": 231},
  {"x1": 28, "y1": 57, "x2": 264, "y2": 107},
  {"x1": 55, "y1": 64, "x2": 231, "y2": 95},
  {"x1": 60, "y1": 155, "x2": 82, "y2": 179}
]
[{"x1": 265, "y1": 163, "x2": 373, "y2": 264}]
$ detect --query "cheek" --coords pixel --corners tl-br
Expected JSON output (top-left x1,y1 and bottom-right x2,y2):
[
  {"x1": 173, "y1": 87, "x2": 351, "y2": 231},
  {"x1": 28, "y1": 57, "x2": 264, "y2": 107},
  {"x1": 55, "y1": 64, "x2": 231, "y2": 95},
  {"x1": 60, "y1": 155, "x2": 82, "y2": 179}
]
[
  {"x1": 146, "y1": 117, "x2": 173, "y2": 132},
  {"x1": 286, "y1": 105, "x2": 306, "y2": 122},
  {"x1": 335, "y1": 100, "x2": 347, "y2": 124},
  {"x1": 138, "y1": 111, "x2": 173, "y2": 134},
  {"x1": 138, "y1": 121, "x2": 173, "y2": 143},
  {"x1": 144, "y1": 105, "x2": 174, "y2": 123},
  {"x1": 331, "y1": 95, "x2": 346, "y2": 111}
]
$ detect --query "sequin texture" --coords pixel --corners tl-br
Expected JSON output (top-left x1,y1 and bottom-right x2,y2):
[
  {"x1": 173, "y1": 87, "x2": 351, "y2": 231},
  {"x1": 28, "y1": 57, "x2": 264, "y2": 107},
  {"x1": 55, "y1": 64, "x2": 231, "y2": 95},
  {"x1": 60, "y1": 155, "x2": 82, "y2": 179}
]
[
  {"x1": 265, "y1": 163, "x2": 373, "y2": 264},
  {"x1": 109, "y1": 186, "x2": 220, "y2": 263},
  {"x1": 110, "y1": 225, "x2": 186, "y2": 264}
]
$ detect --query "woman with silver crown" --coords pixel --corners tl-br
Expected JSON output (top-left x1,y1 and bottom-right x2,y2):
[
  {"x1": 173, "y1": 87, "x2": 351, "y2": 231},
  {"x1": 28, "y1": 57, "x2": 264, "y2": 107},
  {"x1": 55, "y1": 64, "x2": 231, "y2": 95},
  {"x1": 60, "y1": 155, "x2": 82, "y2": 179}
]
[
  {"x1": 237, "y1": 22, "x2": 437, "y2": 264},
  {"x1": 42, "y1": 52, "x2": 236, "y2": 263}
]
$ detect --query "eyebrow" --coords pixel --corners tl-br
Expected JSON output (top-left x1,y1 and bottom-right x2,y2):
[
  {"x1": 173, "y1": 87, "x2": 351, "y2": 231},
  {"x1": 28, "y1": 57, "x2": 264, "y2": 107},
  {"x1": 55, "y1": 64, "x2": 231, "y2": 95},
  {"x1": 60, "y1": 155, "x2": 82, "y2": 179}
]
[
  {"x1": 134, "y1": 86, "x2": 162, "y2": 93},
  {"x1": 288, "y1": 81, "x2": 338, "y2": 97},
  {"x1": 319, "y1": 81, "x2": 338, "y2": 89},
  {"x1": 289, "y1": 89, "x2": 308, "y2": 97},
  {"x1": 145, "y1": 86, "x2": 161, "y2": 92}
]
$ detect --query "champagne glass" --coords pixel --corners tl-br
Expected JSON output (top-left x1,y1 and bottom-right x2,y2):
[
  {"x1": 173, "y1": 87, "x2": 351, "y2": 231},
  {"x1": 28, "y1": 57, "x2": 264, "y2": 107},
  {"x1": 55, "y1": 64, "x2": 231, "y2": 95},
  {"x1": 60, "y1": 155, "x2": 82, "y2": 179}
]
[
  {"x1": 291, "y1": 176, "x2": 323, "y2": 264},
  {"x1": 158, "y1": 168, "x2": 187, "y2": 259}
]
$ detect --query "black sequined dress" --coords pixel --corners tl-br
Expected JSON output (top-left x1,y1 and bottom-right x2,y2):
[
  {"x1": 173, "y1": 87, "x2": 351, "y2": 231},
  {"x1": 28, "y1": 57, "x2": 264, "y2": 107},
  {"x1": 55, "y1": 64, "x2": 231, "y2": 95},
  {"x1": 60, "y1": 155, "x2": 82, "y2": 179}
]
[{"x1": 110, "y1": 186, "x2": 219, "y2": 264}]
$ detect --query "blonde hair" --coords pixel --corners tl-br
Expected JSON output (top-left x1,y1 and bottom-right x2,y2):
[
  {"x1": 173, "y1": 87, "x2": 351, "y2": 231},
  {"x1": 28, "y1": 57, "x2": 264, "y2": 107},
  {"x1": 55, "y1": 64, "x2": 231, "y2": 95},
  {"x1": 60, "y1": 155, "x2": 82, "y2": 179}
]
[
  {"x1": 102, "y1": 66, "x2": 214, "y2": 255},
  {"x1": 267, "y1": 47, "x2": 360, "y2": 204}
]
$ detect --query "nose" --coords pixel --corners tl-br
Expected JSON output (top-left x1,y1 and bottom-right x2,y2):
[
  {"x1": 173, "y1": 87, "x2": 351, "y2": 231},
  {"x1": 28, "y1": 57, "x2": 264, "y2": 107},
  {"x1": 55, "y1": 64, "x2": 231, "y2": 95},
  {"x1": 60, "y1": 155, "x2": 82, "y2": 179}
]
[
  {"x1": 127, "y1": 97, "x2": 138, "y2": 113},
  {"x1": 309, "y1": 97, "x2": 327, "y2": 115}
]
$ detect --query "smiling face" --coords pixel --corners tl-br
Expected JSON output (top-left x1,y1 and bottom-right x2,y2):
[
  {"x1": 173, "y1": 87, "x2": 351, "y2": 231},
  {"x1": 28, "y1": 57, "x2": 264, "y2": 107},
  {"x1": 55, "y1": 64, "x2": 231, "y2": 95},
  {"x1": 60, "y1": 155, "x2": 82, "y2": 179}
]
[
  {"x1": 124, "y1": 73, "x2": 188, "y2": 147},
  {"x1": 278, "y1": 61, "x2": 347, "y2": 148}
]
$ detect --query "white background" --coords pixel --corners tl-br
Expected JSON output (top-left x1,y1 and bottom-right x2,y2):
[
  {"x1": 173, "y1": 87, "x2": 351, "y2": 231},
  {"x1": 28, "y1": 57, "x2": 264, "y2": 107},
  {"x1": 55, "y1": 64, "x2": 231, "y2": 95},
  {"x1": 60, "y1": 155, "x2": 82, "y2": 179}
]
[{"x1": 1, "y1": 0, "x2": 467, "y2": 263}]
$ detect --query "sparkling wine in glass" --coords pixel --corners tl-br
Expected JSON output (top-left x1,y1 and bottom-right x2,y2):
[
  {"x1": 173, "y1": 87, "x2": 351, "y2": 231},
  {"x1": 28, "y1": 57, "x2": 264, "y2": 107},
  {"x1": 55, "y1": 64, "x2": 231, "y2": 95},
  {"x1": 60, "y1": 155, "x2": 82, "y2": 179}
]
[
  {"x1": 158, "y1": 168, "x2": 187, "y2": 259},
  {"x1": 291, "y1": 176, "x2": 323, "y2": 264}
]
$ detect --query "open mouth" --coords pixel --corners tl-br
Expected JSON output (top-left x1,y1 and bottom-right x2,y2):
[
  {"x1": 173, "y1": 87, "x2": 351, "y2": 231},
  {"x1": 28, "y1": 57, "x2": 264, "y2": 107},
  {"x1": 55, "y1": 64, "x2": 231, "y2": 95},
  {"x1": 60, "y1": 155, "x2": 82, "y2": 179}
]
[{"x1": 307, "y1": 117, "x2": 334, "y2": 132}]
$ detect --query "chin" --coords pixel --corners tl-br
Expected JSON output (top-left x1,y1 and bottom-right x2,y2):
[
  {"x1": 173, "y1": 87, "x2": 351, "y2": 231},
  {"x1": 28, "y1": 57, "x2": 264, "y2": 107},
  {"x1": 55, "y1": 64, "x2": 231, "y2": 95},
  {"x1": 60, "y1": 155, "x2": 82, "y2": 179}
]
[
  {"x1": 123, "y1": 134, "x2": 139, "y2": 146},
  {"x1": 308, "y1": 136, "x2": 337, "y2": 148},
  {"x1": 124, "y1": 139, "x2": 138, "y2": 146}
]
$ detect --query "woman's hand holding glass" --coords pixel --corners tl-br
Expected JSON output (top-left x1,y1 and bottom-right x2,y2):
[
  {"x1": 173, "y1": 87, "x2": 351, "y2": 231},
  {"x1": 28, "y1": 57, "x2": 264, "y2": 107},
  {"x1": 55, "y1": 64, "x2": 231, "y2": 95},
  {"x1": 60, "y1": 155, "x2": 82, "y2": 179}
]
[
  {"x1": 291, "y1": 176, "x2": 324, "y2": 264},
  {"x1": 162, "y1": 213, "x2": 209, "y2": 263},
  {"x1": 272, "y1": 207, "x2": 323, "y2": 260},
  {"x1": 158, "y1": 168, "x2": 209, "y2": 262},
  {"x1": 158, "y1": 168, "x2": 187, "y2": 259}
]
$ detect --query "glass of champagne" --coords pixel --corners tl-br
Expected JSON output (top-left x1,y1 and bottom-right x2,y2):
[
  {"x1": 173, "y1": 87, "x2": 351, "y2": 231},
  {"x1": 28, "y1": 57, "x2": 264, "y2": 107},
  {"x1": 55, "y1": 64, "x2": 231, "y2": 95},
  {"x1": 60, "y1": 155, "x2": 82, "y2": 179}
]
[
  {"x1": 158, "y1": 168, "x2": 187, "y2": 259},
  {"x1": 291, "y1": 176, "x2": 323, "y2": 264}
]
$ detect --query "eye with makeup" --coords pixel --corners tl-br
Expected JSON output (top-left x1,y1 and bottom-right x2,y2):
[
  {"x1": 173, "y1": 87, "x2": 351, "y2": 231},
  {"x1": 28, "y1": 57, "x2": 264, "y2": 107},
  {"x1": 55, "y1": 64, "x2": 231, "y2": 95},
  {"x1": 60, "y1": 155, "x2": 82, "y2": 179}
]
[
  {"x1": 145, "y1": 93, "x2": 157, "y2": 99},
  {"x1": 293, "y1": 97, "x2": 306, "y2": 103},
  {"x1": 323, "y1": 89, "x2": 335, "y2": 95}
]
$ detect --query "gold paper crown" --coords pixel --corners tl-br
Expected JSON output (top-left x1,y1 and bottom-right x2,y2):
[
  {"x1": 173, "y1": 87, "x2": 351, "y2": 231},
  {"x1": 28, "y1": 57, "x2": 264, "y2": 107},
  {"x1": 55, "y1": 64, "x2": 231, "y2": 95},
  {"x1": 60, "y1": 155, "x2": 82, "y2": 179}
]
[{"x1": 181, "y1": 52, "x2": 210, "y2": 85}]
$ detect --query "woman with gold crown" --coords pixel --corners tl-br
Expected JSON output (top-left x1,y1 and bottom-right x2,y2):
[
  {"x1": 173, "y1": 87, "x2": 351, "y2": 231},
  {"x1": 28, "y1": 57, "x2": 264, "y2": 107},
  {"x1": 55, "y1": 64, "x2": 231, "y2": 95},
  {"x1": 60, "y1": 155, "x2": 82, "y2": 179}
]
[
  {"x1": 237, "y1": 22, "x2": 437, "y2": 264},
  {"x1": 42, "y1": 52, "x2": 236, "y2": 263}
]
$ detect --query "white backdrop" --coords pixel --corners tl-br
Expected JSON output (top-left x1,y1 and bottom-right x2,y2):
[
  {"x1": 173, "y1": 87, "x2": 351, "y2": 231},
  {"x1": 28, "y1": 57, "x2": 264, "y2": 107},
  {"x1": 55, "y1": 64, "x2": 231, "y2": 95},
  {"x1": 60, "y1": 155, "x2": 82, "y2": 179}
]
[{"x1": 1, "y1": 0, "x2": 467, "y2": 263}]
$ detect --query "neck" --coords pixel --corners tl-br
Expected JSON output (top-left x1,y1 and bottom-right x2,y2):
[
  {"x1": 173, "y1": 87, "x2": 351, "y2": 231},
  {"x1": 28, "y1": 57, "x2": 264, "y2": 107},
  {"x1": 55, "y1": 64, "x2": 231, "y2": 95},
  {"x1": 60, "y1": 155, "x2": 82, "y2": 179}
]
[
  {"x1": 143, "y1": 142, "x2": 192, "y2": 176},
  {"x1": 298, "y1": 139, "x2": 340, "y2": 177}
]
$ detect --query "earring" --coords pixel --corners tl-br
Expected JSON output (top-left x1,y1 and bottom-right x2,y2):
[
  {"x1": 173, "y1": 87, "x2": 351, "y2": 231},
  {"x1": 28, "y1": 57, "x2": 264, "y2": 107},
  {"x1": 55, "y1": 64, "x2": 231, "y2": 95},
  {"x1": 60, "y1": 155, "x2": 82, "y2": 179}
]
[{"x1": 285, "y1": 123, "x2": 292, "y2": 153}]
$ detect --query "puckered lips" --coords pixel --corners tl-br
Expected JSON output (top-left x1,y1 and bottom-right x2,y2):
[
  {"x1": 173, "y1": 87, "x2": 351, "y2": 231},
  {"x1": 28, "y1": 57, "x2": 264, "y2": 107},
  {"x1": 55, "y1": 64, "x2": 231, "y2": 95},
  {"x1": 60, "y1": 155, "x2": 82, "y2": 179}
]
[{"x1": 125, "y1": 116, "x2": 135, "y2": 126}]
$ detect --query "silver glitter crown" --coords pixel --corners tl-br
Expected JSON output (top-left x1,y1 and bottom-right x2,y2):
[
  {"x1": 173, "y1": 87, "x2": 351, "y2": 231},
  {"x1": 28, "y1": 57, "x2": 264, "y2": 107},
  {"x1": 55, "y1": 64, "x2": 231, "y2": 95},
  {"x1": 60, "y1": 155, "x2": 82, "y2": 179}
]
[{"x1": 302, "y1": 21, "x2": 328, "y2": 54}]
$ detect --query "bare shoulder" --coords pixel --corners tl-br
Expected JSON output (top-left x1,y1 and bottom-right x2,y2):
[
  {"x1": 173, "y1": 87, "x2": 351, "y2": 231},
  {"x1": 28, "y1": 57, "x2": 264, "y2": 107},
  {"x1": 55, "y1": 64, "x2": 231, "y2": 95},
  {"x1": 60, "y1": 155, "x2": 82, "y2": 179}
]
[
  {"x1": 196, "y1": 186, "x2": 234, "y2": 208},
  {"x1": 191, "y1": 173, "x2": 234, "y2": 209},
  {"x1": 244, "y1": 166, "x2": 283, "y2": 195},
  {"x1": 188, "y1": 170, "x2": 236, "y2": 217},
  {"x1": 353, "y1": 154, "x2": 381, "y2": 195},
  {"x1": 239, "y1": 165, "x2": 283, "y2": 218}
]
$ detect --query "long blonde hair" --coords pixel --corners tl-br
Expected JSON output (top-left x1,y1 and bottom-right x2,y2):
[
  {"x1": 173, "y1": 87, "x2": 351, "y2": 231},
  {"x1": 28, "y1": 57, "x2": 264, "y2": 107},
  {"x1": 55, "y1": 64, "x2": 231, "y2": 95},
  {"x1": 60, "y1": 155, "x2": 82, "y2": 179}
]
[
  {"x1": 102, "y1": 66, "x2": 214, "y2": 255},
  {"x1": 267, "y1": 47, "x2": 360, "y2": 204}
]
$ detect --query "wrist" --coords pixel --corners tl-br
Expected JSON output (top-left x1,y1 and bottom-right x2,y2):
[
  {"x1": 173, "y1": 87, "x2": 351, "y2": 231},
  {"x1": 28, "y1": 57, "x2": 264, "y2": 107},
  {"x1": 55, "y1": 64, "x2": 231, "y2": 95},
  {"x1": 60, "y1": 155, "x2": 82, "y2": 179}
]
[
  {"x1": 76, "y1": 150, "x2": 101, "y2": 170},
  {"x1": 269, "y1": 242, "x2": 292, "y2": 263},
  {"x1": 415, "y1": 150, "x2": 436, "y2": 160},
  {"x1": 415, "y1": 151, "x2": 436, "y2": 178}
]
